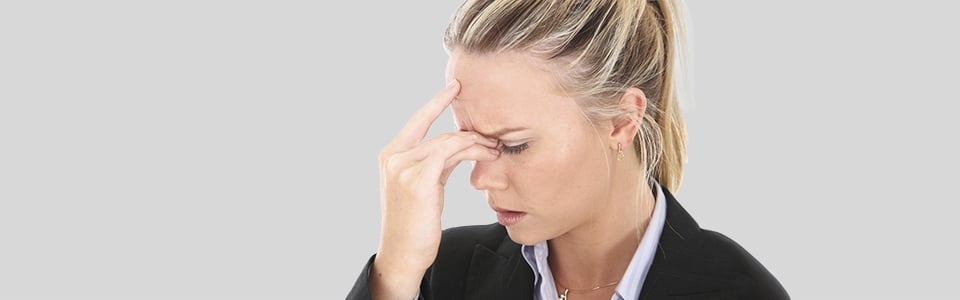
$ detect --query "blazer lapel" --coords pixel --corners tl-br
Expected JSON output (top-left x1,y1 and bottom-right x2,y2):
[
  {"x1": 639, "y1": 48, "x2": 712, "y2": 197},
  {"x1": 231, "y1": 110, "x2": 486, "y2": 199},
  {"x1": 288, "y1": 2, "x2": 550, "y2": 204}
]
[{"x1": 464, "y1": 235, "x2": 534, "y2": 300}]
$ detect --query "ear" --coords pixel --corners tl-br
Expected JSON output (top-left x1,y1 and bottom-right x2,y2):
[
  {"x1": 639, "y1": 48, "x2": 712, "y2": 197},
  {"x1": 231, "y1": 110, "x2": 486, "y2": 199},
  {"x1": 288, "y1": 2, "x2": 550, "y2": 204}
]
[{"x1": 608, "y1": 87, "x2": 648, "y2": 149}]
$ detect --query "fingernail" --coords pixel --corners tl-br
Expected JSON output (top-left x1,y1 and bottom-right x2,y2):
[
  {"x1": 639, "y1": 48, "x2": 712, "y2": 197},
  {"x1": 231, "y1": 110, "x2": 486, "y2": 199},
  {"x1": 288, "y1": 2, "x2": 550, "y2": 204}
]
[
  {"x1": 489, "y1": 148, "x2": 501, "y2": 156},
  {"x1": 446, "y1": 80, "x2": 459, "y2": 89}
]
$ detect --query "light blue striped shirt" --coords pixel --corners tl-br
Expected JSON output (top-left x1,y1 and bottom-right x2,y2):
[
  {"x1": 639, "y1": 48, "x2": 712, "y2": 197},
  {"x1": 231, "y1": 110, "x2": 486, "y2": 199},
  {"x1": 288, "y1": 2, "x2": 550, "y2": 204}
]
[{"x1": 520, "y1": 181, "x2": 667, "y2": 300}]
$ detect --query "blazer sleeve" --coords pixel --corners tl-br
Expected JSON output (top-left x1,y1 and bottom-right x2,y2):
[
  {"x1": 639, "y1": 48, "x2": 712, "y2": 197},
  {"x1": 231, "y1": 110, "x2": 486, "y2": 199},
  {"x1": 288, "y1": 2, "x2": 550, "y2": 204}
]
[
  {"x1": 346, "y1": 224, "x2": 518, "y2": 300},
  {"x1": 345, "y1": 254, "x2": 376, "y2": 300},
  {"x1": 345, "y1": 254, "x2": 426, "y2": 300}
]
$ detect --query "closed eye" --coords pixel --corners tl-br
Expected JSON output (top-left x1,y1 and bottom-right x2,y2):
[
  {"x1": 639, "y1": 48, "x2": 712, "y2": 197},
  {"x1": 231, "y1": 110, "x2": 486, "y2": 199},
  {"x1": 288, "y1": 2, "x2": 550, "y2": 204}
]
[{"x1": 499, "y1": 142, "x2": 529, "y2": 154}]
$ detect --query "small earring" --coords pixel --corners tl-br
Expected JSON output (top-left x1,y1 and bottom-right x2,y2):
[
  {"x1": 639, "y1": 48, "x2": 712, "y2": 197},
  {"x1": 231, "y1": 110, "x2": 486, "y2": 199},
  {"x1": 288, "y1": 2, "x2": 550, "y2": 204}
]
[{"x1": 617, "y1": 143, "x2": 624, "y2": 161}]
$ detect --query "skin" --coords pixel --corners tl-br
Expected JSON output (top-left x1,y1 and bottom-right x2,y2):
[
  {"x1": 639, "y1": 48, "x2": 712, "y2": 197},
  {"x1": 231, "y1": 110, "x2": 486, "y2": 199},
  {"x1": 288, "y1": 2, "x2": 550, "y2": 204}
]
[{"x1": 370, "y1": 51, "x2": 656, "y2": 300}]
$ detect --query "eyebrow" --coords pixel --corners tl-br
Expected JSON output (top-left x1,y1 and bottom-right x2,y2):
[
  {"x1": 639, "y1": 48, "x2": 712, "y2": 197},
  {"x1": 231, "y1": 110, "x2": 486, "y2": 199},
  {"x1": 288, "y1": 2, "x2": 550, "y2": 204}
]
[
  {"x1": 452, "y1": 98, "x2": 528, "y2": 138},
  {"x1": 478, "y1": 127, "x2": 528, "y2": 138}
]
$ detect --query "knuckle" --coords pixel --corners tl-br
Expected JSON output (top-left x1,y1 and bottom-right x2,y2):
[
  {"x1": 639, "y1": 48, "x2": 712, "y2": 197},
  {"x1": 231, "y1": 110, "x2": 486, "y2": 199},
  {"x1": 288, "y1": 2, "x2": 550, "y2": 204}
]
[
  {"x1": 436, "y1": 134, "x2": 471, "y2": 151},
  {"x1": 397, "y1": 167, "x2": 419, "y2": 183},
  {"x1": 448, "y1": 135, "x2": 474, "y2": 151},
  {"x1": 433, "y1": 132, "x2": 456, "y2": 141},
  {"x1": 378, "y1": 150, "x2": 390, "y2": 164},
  {"x1": 455, "y1": 133, "x2": 475, "y2": 145},
  {"x1": 383, "y1": 155, "x2": 402, "y2": 173}
]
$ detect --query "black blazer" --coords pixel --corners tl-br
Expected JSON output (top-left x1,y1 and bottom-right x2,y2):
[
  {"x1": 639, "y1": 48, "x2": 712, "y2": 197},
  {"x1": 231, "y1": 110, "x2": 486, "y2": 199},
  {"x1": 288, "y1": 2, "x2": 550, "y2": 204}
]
[{"x1": 348, "y1": 189, "x2": 789, "y2": 299}]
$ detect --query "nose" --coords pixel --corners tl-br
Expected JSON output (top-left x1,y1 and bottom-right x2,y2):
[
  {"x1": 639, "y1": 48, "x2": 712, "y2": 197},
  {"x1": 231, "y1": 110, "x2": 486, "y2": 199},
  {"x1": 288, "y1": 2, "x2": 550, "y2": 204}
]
[{"x1": 470, "y1": 158, "x2": 508, "y2": 191}]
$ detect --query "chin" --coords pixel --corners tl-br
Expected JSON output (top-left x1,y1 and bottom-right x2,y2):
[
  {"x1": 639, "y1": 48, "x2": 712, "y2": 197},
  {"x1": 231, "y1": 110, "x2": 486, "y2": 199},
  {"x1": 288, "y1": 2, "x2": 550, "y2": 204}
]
[{"x1": 504, "y1": 226, "x2": 548, "y2": 246}]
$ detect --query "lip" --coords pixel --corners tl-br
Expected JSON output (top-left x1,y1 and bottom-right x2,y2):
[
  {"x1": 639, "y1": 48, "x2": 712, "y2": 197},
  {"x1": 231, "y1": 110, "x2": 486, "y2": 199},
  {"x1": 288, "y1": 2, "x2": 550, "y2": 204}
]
[{"x1": 493, "y1": 207, "x2": 527, "y2": 226}]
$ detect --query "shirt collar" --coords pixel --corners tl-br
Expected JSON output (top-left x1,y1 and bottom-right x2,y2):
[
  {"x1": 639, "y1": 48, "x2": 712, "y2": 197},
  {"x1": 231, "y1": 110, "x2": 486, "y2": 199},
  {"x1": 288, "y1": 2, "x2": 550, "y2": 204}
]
[{"x1": 614, "y1": 180, "x2": 667, "y2": 299}]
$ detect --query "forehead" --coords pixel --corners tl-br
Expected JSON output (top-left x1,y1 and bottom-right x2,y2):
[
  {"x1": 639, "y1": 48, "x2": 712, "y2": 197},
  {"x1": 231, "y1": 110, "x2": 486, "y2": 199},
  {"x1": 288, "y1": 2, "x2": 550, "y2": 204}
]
[{"x1": 446, "y1": 51, "x2": 573, "y2": 132}]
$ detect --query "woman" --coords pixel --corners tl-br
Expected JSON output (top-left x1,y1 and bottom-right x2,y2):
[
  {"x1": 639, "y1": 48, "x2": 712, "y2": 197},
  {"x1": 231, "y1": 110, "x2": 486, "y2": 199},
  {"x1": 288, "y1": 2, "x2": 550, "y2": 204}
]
[{"x1": 349, "y1": 0, "x2": 788, "y2": 299}]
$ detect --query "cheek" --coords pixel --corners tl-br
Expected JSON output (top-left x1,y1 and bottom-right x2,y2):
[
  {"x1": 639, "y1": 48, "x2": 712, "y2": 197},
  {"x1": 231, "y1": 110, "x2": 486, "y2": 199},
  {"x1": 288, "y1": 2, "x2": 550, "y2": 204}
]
[
  {"x1": 511, "y1": 131, "x2": 604, "y2": 206},
  {"x1": 556, "y1": 139, "x2": 607, "y2": 194}
]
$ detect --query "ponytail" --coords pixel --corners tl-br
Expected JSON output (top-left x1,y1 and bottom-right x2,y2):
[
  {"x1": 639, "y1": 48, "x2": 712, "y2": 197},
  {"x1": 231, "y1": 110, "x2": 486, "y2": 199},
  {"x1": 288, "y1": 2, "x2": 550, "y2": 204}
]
[{"x1": 648, "y1": 0, "x2": 689, "y2": 192}]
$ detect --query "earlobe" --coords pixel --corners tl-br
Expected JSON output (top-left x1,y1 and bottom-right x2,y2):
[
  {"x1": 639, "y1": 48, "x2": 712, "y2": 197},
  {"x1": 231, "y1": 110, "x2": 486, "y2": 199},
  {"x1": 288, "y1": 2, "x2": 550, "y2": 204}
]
[{"x1": 608, "y1": 87, "x2": 648, "y2": 146}]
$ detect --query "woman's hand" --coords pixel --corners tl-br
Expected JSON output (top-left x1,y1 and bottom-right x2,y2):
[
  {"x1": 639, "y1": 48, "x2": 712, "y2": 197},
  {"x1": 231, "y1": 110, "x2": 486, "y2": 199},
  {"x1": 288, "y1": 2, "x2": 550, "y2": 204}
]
[{"x1": 370, "y1": 80, "x2": 500, "y2": 299}]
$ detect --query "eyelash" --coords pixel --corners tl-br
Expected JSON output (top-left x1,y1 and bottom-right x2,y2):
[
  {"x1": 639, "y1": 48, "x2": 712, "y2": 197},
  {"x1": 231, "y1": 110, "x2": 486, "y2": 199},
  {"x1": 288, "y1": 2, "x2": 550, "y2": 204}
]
[{"x1": 499, "y1": 142, "x2": 529, "y2": 155}]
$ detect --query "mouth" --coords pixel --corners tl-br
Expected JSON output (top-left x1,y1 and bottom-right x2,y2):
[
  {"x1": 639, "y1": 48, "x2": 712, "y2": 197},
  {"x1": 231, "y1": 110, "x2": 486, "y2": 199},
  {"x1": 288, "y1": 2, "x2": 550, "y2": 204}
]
[{"x1": 492, "y1": 207, "x2": 527, "y2": 226}]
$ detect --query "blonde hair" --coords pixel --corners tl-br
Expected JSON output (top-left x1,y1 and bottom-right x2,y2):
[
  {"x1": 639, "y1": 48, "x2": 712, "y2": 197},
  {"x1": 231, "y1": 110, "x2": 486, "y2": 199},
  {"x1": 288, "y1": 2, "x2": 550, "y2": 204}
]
[{"x1": 444, "y1": 0, "x2": 689, "y2": 192}]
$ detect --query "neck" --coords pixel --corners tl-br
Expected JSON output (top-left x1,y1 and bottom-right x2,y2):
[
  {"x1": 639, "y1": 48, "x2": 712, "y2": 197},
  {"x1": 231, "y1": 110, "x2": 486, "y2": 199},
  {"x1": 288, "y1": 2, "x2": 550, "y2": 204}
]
[{"x1": 547, "y1": 174, "x2": 656, "y2": 290}]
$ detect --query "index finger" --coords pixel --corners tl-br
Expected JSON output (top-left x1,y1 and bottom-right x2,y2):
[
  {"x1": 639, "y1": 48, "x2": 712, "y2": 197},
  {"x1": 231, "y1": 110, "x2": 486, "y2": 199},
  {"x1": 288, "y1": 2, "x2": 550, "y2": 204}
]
[{"x1": 394, "y1": 80, "x2": 461, "y2": 148}]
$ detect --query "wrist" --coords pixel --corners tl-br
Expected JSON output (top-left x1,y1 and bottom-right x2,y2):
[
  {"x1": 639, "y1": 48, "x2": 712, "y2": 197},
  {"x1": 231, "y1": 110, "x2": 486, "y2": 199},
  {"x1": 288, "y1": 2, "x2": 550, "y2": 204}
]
[{"x1": 370, "y1": 254, "x2": 424, "y2": 299}]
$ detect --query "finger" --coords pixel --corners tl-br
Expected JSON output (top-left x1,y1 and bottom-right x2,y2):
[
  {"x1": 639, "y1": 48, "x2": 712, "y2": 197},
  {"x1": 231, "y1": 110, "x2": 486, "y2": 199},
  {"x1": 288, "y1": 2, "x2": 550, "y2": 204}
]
[
  {"x1": 383, "y1": 131, "x2": 488, "y2": 180},
  {"x1": 438, "y1": 144, "x2": 500, "y2": 184},
  {"x1": 422, "y1": 142, "x2": 500, "y2": 185},
  {"x1": 405, "y1": 131, "x2": 498, "y2": 162},
  {"x1": 380, "y1": 147, "x2": 425, "y2": 176},
  {"x1": 442, "y1": 143, "x2": 500, "y2": 171},
  {"x1": 393, "y1": 80, "x2": 461, "y2": 148}
]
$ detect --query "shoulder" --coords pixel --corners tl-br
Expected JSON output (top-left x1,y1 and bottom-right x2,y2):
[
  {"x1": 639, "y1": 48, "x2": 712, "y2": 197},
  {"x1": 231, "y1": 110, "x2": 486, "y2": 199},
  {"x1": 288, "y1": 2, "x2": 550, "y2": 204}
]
[
  {"x1": 700, "y1": 229, "x2": 789, "y2": 299},
  {"x1": 654, "y1": 189, "x2": 789, "y2": 298},
  {"x1": 677, "y1": 227, "x2": 790, "y2": 299},
  {"x1": 697, "y1": 229, "x2": 784, "y2": 283}
]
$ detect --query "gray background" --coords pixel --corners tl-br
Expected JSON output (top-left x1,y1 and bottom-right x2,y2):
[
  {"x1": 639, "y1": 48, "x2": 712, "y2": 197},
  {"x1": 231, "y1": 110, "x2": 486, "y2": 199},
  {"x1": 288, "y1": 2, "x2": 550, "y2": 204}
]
[{"x1": 1, "y1": 1, "x2": 957, "y2": 299}]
